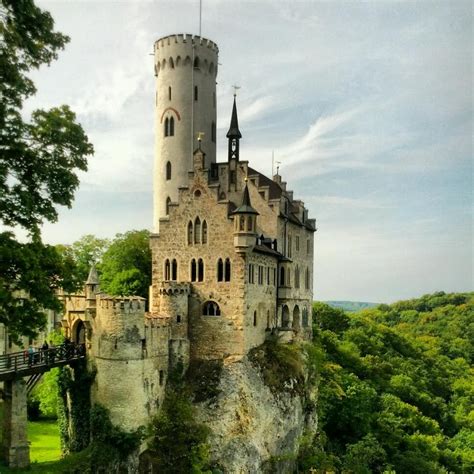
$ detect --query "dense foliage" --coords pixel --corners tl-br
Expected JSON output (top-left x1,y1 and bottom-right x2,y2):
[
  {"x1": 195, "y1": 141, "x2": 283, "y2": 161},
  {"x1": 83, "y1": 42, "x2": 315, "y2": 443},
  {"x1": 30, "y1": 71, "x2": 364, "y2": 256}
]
[
  {"x1": 0, "y1": 0, "x2": 93, "y2": 339},
  {"x1": 302, "y1": 292, "x2": 474, "y2": 473}
]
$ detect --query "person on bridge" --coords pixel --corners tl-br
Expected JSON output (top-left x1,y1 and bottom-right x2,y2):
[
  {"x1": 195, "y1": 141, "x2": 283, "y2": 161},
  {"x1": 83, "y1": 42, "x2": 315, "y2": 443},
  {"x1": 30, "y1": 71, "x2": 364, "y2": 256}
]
[
  {"x1": 27, "y1": 345, "x2": 34, "y2": 366},
  {"x1": 41, "y1": 341, "x2": 49, "y2": 363}
]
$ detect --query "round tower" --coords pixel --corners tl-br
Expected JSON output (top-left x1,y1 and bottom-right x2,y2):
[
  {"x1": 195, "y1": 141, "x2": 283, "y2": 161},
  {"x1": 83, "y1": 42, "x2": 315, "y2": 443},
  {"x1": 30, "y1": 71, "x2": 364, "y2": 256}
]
[{"x1": 153, "y1": 34, "x2": 219, "y2": 232}]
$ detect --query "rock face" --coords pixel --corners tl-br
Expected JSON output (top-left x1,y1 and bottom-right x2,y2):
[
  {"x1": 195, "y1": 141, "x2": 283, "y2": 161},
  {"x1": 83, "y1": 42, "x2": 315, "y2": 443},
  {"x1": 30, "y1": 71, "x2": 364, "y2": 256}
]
[{"x1": 194, "y1": 356, "x2": 316, "y2": 473}]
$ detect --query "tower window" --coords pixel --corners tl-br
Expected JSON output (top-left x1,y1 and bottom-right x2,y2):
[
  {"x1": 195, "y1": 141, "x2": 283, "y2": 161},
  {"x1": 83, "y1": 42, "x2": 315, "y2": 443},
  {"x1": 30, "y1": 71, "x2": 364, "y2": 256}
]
[
  {"x1": 193, "y1": 57, "x2": 200, "y2": 69},
  {"x1": 164, "y1": 117, "x2": 169, "y2": 137},
  {"x1": 203, "y1": 301, "x2": 220, "y2": 316},
  {"x1": 169, "y1": 57, "x2": 174, "y2": 69},
  {"x1": 280, "y1": 267, "x2": 285, "y2": 286},
  {"x1": 164, "y1": 259, "x2": 170, "y2": 280},
  {"x1": 194, "y1": 86, "x2": 198, "y2": 101},
  {"x1": 248, "y1": 264, "x2": 255, "y2": 284},
  {"x1": 166, "y1": 161, "x2": 172, "y2": 180},
  {"x1": 166, "y1": 197, "x2": 171, "y2": 215},
  {"x1": 198, "y1": 258, "x2": 204, "y2": 282},
  {"x1": 191, "y1": 259, "x2": 197, "y2": 282},
  {"x1": 171, "y1": 259, "x2": 178, "y2": 281},
  {"x1": 168, "y1": 86, "x2": 171, "y2": 101},
  {"x1": 295, "y1": 266, "x2": 300, "y2": 289},
  {"x1": 253, "y1": 311, "x2": 257, "y2": 327},
  {"x1": 187, "y1": 221, "x2": 193, "y2": 245},
  {"x1": 211, "y1": 122, "x2": 216, "y2": 143},
  {"x1": 305, "y1": 267, "x2": 310, "y2": 290},
  {"x1": 202, "y1": 220, "x2": 208, "y2": 244},
  {"x1": 239, "y1": 216, "x2": 245, "y2": 231},
  {"x1": 194, "y1": 217, "x2": 201, "y2": 244},
  {"x1": 224, "y1": 258, "x2": 231, "y2": 282},
  {"x1": 169, "y1": 116, "x2": 174, "y2": 136},
  {"x1": 217, "y1": 258, "x2": 224, "y2": 282}
]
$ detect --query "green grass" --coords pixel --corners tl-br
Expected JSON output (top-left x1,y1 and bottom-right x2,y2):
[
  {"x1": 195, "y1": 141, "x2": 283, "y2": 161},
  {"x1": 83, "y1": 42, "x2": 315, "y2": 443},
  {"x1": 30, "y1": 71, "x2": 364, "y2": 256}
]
[{"x1": 27, "y1": 420, "x2": 61, "y2": 463}]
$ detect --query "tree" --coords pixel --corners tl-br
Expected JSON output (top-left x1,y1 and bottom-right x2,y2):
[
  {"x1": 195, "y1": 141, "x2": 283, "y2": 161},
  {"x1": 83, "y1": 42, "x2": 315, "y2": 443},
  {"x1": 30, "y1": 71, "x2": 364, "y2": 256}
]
[
  {"x1": 98, "y1": 230, "x2": 151, "y2": 300},
  {"x1": 0, "y1": 0, "x2": 93, "y2": 340}
]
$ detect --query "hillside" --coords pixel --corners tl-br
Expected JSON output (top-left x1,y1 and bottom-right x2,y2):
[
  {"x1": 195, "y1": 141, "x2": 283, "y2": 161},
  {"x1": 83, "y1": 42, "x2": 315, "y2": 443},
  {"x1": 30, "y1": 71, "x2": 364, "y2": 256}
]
[
  {"x1": 301, "y1": 291, "x2": 474, "y2": 473},
  {"x1": 324, "y1": 301, "x2": 378, "y2": 312}
]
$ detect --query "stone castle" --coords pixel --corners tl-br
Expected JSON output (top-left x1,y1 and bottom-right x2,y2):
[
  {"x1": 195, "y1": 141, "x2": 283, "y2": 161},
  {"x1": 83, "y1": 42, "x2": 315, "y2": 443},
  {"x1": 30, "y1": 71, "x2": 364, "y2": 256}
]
[{"x1": 56, "y1": 33, "x2": 315, "y2": 432}]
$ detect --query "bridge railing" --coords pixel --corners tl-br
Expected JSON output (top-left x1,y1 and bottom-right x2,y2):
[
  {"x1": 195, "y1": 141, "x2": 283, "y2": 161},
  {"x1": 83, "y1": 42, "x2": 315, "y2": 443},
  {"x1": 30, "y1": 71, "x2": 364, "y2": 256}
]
[{"x1": 0, "y1": 344, "x2": 86, "y2": 376}]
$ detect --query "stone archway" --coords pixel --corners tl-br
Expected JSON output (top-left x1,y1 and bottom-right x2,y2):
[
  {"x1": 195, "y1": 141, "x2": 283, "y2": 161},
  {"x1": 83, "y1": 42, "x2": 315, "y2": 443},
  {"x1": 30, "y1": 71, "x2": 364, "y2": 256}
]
[
  {"x1": 292, "y1": 305, "x2": 300, "y2": 331},
  {"x1": 72, "y1": 319, "x2": 86, "y2": 345},
  {"x1": 282, "y1": 305, "x2": 290, "y2": 328}
]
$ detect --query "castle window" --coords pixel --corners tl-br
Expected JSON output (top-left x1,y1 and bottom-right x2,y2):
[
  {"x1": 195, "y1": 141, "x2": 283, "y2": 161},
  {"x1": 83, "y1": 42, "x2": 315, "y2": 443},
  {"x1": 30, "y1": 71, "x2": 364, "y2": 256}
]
[
  {"x1": 169, "y1": 57, "x2": 174, "y2": 69},
  {"x1": 296, "y1": 236, "x2": 300, "y2": 252},
  {"x1": 281, "y1": 305, "x2": 290, "y2": 328},
  {"x1": 166, "y1": 161, "x2": 172, "y2": 180},
  {"x1": 266, "y1": 267, "x2": 270, "y2": 285},
  {"x1": 159, "y1": 370, "x2": 164, "y2": 385},
  {"x1": 193, "y1": 56, "x2": 200, "y2": 69},
  {"x1": 247, "y1": 215, "x2": 253, "y2": 232},
  {"x1": 258, "y1": 266, "x2": 263, "y2": 285},
  {"x1": 191, "y1": 259, "x2": 197, "y2": 282},
  {"x1": 248, "y1": 264, "x2": 255, "y2": 284},
  {"x1": 194, "y1": 217, "x2": 201, "y2": 244},
  {"x1": 266, "y1": 310, "x2": 270, "y2": 329},
  {"x1": 169, "y1": 116, "x2": 174, "y2": 136},
  {"x1": 253, "y1": 311, "x2": 257, "y2": 327},
  {"x1": 239, "y1": 215, "x2": 245, "y2": 231},
  {"x1": 217, "y1": 258, "x2": 224, "y2": 282},
  {"x1": 279, "y1": 267, "x2": 285, "y2": 286},
  {"x1": 166, "y1": 197, "x2": 171, "y2": 215},
  {"x1": 295, "y1": 266, "x2": 300, "y2": 289},
  {"x1": 171, "y1": 259, "x2": 177, "y2": 281},
  {"x1": 168, "y1": 86, "x2": 171, "y2": 101},
  {"x1": 305, "y1": 267, "x2": 310, "y2": 290},
  {"x1": 177, "y1": 315, "x2": 181, "y2": 323},
  {"x1": 164, "y1": 117, "x2": 169, "y2": 137},
  {"x1": 187, "y1": 221, "x2": 193, "y2": 245},
  {"x1": 164, "y1": 259, "x2": 170, "y2": 280},
  {"x1": 307, "y1": 238, "x2": 310, "y2": 254},
  {"x1": 203, "y1": 301, "x2": 220, "y2": 316},
  {"x1": 225, "y1": 258, "x2": 231, "y2": 281},
  {"x1": 198, "y1": 258, "x2": 204, "y2": 282},
  {"x1": 211, "y1": 122, "x2": 216, "y2": 143},
  {"x1": 273, "y1": 268, "x2": 276, "y2": 285},
  {"x1": 288, "y1": 234, "x2": 292, "y2": 258},
  {"x1": 202, "y1": 220, "x2": 208, "y2": 244},
  {"x1": 194, "y1": 86, "x2": 198, "y2": 101}
]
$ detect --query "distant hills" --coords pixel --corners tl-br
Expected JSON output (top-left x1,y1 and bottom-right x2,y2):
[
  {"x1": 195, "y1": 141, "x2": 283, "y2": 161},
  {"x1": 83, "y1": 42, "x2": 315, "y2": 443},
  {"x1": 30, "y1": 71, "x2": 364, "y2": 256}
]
[{"x1": 323, "y1": 300, "x2": 379, "y2": 312}]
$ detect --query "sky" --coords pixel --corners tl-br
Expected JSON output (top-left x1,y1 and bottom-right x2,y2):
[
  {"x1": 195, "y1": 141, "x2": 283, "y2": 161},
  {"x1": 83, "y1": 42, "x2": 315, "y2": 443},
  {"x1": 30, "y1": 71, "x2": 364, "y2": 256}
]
[{"x1": 29, "y1": 0, "x2": 472, "y2": 303}]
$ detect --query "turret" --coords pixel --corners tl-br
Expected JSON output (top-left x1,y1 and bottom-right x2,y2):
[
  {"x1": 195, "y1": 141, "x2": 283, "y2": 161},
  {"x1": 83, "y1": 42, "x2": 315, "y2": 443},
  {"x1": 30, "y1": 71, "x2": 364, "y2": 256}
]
[
  {"x1": 227, "y1": 95, "x2": 241, "y2": 161},
  {"x1": 153, "y1": 34, "x2": 219, "y2": 232},
  {"x1": 85, "y1": 265, "x2": 99, "y2": 310},
  {"x1": 233, "y1": 181, "x2": 258, "y2": 253}
]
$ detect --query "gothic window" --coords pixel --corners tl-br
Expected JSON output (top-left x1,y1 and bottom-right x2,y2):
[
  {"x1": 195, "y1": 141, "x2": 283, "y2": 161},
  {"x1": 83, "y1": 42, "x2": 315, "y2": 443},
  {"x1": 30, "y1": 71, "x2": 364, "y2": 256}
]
[
  {"x1": 187, "y1": 221, "x2": 193, "y2": 245},
  {"x1": 194, "y1": 86, "x2": 198, "y2": 101},
  {"x1": 282, "y1": 305, "x2": 290, "y2": 328},
  {"x1": 253, "y1": 311, "x2": 257, "y2": 327},
  {"x1": 171, "y1": 259, "x2": 177, "y2": 281},
  {"x1": 217, "y1": 258, "x2": 224, "y2": 282},
  {"x1": 191, "y1": 259, "x2": 197, "y2": 282},
  {"x1": 168, "y1": 86, "x2": 171, "y2": 100},
  {"x1": 166, "y1": 197, "x2": 171, "y2": 215},
  {"x1": 295, "y1": 266, "x2": 300, "y2": 289},
  {"x1": 166, "y1": 161, "x2": 172, "y2": 180},
  {"x1": 198, "y1": 258, "x2": 204, "y2": 282},
  {"x1": 164, "y1": 259, "x2": 170, "y2": 280},
  {"x1": 169, "y1": 57, "x2": 174, "y2": 68},
  {"x1": 248, "y1": 264, "x2": 255, "y2": 284},
  {"x1": 194, "y1": 217, "x2": 201, "y2": 244},
  {"x1": 225, "y1": 258, "x2": 231, "y2": 282},
  {"x1": 194, "y1": 56, "x2": 200, "y2": 69},
  {"x1": 247, "y1": 215, "x2": 253, "y2": 232},
  {"x1": 203, "y1": 301, "x2": 220, "y2": 316},
  {"x1": 280, "y1": 267, "x2": 285, "y2": 286},
  {"x1": 211, "y1": 122, "x2": 216, "y2": 143},
  {"x1": 202, "y1": 220, "x2": 208, "y2": 244},
  {"x1": 169, "y1": 116, "x2": 174, "y2": 136},
  {"x1": 305, "y1": 267, "x2": 310, "y2": 290},
  {"x1": 164, "y1": 117, "x2": 169, "y2": 137},
  {"x1": 239, "y1": 215, "x2": 245, "y2": 231}
]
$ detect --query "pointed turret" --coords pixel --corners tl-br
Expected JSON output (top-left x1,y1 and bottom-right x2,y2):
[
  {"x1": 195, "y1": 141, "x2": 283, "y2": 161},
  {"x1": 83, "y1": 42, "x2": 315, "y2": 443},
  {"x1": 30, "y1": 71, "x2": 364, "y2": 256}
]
[
  {"x1": 86, "y1": 265, "x2": 99, "y2": 286},
  {"x1": 227, "y1": 96, "x2": 242, "y2": 161},
  {"x1": 233, "y1": 181, "x2": 258, "y2": 253},
  {"x1": 85, "y1": 264, "x2": 100, "y2": 308}
]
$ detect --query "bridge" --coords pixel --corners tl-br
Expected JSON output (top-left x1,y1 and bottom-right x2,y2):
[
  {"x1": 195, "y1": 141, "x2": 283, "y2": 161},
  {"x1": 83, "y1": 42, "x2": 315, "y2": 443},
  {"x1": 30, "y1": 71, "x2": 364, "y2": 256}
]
[{"x1": 0, "y1": 344, "x2": 86, "y2": 468}]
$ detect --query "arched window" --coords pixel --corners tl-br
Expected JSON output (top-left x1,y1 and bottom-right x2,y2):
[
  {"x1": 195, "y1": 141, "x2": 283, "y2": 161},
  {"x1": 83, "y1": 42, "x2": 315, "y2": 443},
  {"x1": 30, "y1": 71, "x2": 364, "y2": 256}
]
[
  {"x1": 194, "y1": 217, "x2": 201, "y2": 244},
  {"x1": 187, "y1": 221, "x2": 193, "y2": 245},
  {"x1": 280, "y1": 267, "x2": 285, "y2": 286},
  {"x1": 164, "y1": 259, "x2": 170, "y2": 280},
  {"x1": 282, "y1": 305, "x2": 290, "y2": 328},
  {"x1": 194, "y1": 86, "x2": 198, "y2": 101},
  {"x1": 225, "y1": 258, "x2": 231, "y2": 282},
  {"x1": 166, "y1": 197, "x2": 171, "y2": 215},
  {"x1": 203, "y1": 301, "x2": 220, "y2": 316},
  {"x1": 168, "y1": 86, "x2": 171, "y2": 100},
  {"x1": 302, "y1": 308, "x2": 309, "y2": 327},
  {"x1": 164, "y1": 117, "x2": 169, "y2": 137},
  {"x1": 166, "y1": 161, "x2": 172, "y2": 180},
  {"x1": 295, "y1": 266, "x2": 300, "y2": 289},
  {"x1": 247, "y1": 216, "x2": 253, "y2": 232},
  {"x1": 211, "y1": 122, "x2": 216, "y2": 143},
  {"x1": 239, "y1": 216, "x2": 245, "y2": 231},
  {"x1": 171, "y1": 259, "x2": 177, "y2": 281},
  {"x1": 293, "y1": 305, "x2": 300, "y2": 330},
  {"x1": 169, "y1": 116, "x2": 174, "y2": 136},
  {"x1": 193, "y1": 56, "x2": 200, "y2": 69},
  {"x1": 305, "y1": 267, "x2": 310, "y2": 290},
  {"x1": 169, "y1": 57, "x2": 174, "y2": 69},
  {"x1": 217, "y1": 258, "x2": 223, "y2": 282},
  {"x1": 202, "y1": 220, "x2": 207, "y2": 244},
  {"x1": 191, "y1": 259, "x2": 197, "y2": 282},
  {"x1": 253, "y1": 311, "x2": 257, "y2": 327},
  {"x1": 198, "y1": 258, "x2": 204, "y2": 282}
]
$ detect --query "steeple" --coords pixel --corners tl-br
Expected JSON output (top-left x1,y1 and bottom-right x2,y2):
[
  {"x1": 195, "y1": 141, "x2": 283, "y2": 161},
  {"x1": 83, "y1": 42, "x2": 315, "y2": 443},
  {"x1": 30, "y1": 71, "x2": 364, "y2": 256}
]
[
  {"x1": 232, "y1": 180, "x2": 258, "y2": 253},
  {"x1": 233, "y1": 182, "x2": 258, "y2": 215},
  {"x1": 226, "y1": 95, "x2": 242, "y2": 161}
]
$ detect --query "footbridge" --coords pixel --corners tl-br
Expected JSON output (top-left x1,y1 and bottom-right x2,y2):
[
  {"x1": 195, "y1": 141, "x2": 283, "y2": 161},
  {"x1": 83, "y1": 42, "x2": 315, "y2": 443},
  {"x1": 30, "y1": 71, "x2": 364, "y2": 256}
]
[{"x1": 0, "y1": 344, "x2": 85, "y2": 468}]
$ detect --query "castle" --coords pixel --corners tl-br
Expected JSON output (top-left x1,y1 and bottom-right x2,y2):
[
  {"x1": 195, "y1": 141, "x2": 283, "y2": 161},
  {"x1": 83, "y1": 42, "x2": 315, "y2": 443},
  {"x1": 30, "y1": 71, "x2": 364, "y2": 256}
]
[{"x1": 57, "y1": 33, "x2": 316, "y2": 432}]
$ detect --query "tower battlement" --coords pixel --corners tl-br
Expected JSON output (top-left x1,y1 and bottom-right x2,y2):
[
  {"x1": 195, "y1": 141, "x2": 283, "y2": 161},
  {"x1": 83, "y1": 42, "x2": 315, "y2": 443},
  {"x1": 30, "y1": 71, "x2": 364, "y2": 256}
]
[
  {"x1": 158, "y1": 281, "x2": 191, "y2": 296},
  {"x1": 154, "y1": 34, "x2": 219, "y2": 53},
  {"x1": 97, "y1": 295, "x2": 145, "y2": 312}
]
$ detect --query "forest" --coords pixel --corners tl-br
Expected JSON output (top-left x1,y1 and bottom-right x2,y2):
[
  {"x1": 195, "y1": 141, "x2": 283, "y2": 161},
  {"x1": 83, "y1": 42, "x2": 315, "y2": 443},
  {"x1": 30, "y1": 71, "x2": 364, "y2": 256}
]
[{"x1": 303, "y1": 292, "x2": 473, "y2": 473}]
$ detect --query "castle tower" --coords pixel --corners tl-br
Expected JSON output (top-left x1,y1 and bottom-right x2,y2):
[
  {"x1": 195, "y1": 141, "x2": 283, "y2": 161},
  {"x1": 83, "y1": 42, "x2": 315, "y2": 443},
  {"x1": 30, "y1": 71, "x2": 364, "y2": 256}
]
[
  {"x1": 233, "y1": 182, "x2": 259, "y2": 253},
  {"x1": 153, "y1": 34, "x2": 219, "y2": 232}
]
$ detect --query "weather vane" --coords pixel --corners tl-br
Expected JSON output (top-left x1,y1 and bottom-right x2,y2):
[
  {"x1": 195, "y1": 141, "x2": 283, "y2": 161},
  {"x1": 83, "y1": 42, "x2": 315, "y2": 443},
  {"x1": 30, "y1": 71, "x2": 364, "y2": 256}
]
[
  {"x1": 197, "y1": 131, "x2": 205, "y2": 143},
  {"x1": 232, "y1": 84, "x2": 241, "y2": 97}
]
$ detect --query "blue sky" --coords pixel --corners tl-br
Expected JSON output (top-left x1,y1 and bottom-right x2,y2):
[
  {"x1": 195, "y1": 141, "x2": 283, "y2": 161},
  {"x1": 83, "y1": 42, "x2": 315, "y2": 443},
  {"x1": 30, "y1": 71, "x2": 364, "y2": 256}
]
[{"x1": 31, "y1": 0, "x2": 472, "y2": 302}]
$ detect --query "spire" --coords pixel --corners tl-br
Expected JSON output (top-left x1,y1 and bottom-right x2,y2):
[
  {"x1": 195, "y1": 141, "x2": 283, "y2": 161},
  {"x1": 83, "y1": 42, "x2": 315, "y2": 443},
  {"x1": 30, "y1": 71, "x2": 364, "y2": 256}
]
[
  {"x1": 86, "y1": 264, "x2": 99, "y2": 285},
  {"x1": 226, "y1": 96, "x2": 242, "y2": 140},
  {"x1": 233, "y1": 181, "x2": 258, "y2": 215},
  {"x1": 227, "y1": 95, "x2": 241, "y2": 161}
]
